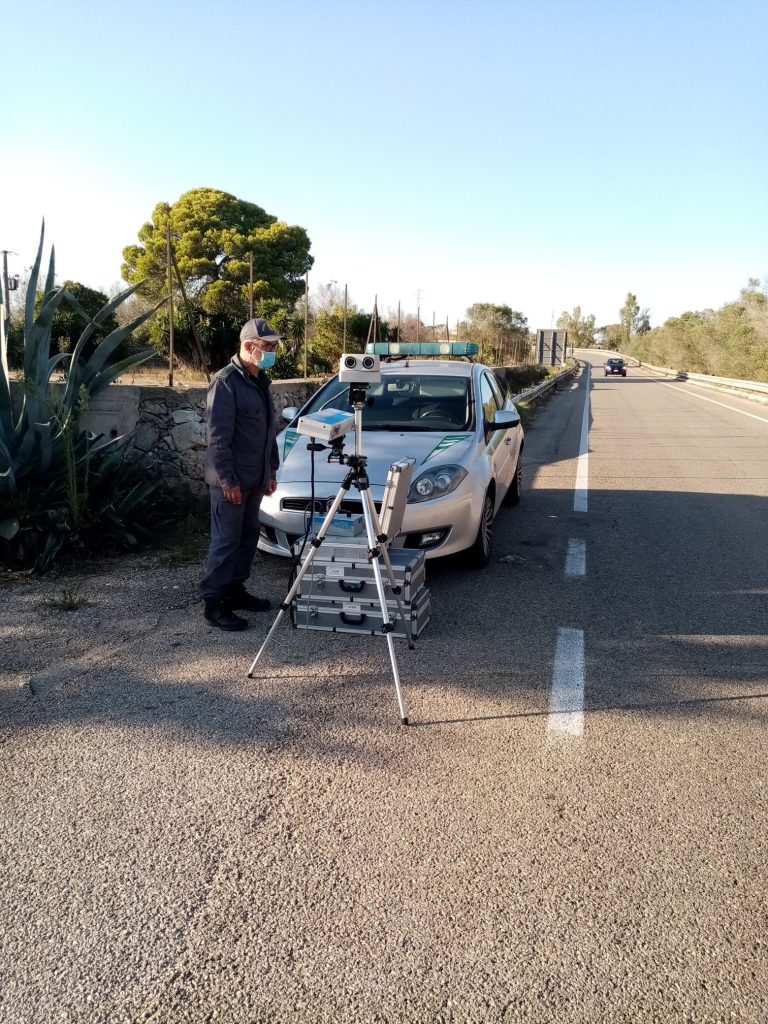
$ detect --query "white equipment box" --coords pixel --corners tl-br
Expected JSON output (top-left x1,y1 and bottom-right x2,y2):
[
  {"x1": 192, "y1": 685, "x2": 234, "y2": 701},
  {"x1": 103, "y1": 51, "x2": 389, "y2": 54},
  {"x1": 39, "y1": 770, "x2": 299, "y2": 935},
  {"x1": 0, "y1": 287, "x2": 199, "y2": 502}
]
[{"x1": 296, "y1": 408, "x2": 355, "y2": 442}]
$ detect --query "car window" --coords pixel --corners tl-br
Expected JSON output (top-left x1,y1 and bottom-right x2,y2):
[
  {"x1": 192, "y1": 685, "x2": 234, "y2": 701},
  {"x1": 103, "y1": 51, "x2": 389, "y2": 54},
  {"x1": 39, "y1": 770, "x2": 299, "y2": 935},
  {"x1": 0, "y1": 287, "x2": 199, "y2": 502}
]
[
  {"x1": 487, "y1": 372, "x2": 505, "y2": 408},
  {"x1": 301, "y1": 374, "x2": 473, "y2": 432},
  {"x1": 479, "y1": 373, "x2": 501, "y2": 423}
]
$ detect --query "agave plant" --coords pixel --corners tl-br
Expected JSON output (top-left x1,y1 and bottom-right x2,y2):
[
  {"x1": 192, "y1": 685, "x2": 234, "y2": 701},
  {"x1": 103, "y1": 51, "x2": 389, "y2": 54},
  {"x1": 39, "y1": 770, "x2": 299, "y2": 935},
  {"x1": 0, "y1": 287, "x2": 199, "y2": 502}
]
[{"x1": 0, "y1": 222, "x2": 164, "y2": 562}]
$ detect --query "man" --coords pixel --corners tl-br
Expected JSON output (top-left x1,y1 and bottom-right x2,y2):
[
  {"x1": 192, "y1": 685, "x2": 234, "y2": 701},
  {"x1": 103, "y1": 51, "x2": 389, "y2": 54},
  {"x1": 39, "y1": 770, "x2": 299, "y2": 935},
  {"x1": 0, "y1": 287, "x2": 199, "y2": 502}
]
[{"x1": 200, "y1": 318, "x2": 281, "y2": 630}]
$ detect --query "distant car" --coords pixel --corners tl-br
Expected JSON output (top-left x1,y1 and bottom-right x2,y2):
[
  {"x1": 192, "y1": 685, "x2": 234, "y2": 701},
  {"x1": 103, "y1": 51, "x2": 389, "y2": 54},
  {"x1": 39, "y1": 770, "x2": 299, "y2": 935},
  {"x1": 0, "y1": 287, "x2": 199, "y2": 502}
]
[
  {"x1": 604, "y1": 358, "x2": 627, "y2": 377},
  {"x1": 258, "y1": 343, "x2": 524, "y2": 567}
]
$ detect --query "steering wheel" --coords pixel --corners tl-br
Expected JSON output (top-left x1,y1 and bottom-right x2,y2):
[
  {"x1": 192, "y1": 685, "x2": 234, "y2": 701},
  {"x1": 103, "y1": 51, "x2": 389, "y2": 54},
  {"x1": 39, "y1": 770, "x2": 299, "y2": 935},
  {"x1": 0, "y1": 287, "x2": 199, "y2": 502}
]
[{"x1": 417, "y1": 406, "x2": 446, "y2": 421}]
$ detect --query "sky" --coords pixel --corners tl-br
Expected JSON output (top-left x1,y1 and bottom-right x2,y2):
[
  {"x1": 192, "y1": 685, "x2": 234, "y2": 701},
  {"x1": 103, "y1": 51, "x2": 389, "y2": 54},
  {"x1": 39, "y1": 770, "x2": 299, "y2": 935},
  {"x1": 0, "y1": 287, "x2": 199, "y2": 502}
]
[{"x1": 2, "y1": 0, "x2": 766, "y2": 332}]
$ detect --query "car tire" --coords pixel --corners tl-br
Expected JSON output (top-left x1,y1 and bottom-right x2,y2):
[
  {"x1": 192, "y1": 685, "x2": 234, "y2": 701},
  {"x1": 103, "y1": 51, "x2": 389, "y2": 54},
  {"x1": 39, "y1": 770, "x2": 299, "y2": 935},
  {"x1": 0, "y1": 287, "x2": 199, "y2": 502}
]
[
  {"x1": 503, "y1": 455, "x2": 522, "y2": 506},
  {"x1": 622, "y1": 371, "x2": 626, "y2": 376},
  {"x1": 467, "y1": 490, "x2": 494, "y2": 568}
]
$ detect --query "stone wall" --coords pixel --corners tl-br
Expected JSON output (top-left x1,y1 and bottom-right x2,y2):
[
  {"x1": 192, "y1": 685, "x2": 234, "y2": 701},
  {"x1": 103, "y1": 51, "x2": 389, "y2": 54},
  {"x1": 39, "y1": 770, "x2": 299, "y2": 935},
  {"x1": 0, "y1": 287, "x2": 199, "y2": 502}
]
[
  {"x1": 10, "y1": 377, "x2": 324, "y2": 494},
  {"x1": 122, "y1": 379, "x2": 323, "y2": 492}
]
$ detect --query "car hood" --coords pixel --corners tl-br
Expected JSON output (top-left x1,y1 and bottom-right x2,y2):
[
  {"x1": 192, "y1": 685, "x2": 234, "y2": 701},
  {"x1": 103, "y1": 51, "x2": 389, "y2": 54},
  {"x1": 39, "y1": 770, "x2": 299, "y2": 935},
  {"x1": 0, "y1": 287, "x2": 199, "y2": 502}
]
[{"x1": 277, "y1": 428, "x2": 475, "y2": 486}]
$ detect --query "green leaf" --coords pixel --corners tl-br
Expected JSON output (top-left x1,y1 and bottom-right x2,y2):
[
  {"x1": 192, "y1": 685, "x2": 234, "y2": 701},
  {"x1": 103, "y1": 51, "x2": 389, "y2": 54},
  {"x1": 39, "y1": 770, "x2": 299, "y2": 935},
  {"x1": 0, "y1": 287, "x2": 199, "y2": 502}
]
[
  {"x1": 81, "y1": 302, "x2": 162, "y2": 380},
  {"x1": 24, "y1": 223, "x2": 46, "y2": 341},
  {"x1": 63, "y1": 281, "x2": 146, "y2": 369},
  {"x1": 87, "y1": 350, "x2": 155, "y2": 396}
]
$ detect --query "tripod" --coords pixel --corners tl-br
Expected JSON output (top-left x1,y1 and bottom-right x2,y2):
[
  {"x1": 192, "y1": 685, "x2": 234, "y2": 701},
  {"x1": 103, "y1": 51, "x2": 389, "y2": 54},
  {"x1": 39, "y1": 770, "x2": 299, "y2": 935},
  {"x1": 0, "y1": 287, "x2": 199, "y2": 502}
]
[{"x1": 247, "y1": 394, "x2": 414, "y2": 726}]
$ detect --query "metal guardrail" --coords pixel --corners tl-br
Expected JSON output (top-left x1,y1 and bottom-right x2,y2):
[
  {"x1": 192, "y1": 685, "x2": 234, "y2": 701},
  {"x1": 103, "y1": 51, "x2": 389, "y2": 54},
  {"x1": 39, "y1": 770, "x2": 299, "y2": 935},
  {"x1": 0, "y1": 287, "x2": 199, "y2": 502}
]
[
  {"x1": 512, "y1": 360, "x2": 579, "y2": 405},
  {"x1": 635, "y1": 360, "x2": 768, "y2": 398}
]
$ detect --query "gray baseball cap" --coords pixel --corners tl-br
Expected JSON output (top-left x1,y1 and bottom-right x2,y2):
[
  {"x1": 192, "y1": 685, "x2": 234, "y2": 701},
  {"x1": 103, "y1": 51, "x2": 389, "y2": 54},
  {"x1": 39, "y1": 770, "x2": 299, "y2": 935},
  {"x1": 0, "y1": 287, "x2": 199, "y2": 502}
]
[{"x1": 240, "y1": 317, "x2": 280, "y2": 343}]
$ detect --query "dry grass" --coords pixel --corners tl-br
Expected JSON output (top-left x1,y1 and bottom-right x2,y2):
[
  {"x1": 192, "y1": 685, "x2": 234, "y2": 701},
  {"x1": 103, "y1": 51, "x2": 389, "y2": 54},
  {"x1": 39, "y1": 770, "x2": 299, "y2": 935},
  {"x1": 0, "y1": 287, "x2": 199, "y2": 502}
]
[{"x1": 115, "y1": 364, "x2": 210, "y2": 387}]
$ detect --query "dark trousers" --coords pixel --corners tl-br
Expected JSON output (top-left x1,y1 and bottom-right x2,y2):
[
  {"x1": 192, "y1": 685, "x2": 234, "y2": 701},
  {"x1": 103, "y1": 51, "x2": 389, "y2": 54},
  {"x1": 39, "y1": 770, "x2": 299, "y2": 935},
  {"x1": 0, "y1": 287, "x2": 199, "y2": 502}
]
[{"x1": 199, "y1": 486, "x2": 263, "y2": 603}]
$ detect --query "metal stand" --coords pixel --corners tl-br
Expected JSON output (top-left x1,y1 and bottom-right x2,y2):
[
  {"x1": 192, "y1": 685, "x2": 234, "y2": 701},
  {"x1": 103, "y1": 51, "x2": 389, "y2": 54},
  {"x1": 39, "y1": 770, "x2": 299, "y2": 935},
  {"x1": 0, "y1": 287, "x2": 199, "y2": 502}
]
[{"x1": 247, "y1": 402, "x2": 413, "y2": 726}]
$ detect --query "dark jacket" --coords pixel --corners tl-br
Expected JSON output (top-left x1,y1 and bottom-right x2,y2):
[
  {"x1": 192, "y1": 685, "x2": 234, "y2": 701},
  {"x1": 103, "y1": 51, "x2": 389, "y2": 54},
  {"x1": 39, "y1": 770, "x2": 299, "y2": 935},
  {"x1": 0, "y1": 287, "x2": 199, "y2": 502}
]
[{"x1": 203, "y1": 356, "x2": 280, "y2": 492}]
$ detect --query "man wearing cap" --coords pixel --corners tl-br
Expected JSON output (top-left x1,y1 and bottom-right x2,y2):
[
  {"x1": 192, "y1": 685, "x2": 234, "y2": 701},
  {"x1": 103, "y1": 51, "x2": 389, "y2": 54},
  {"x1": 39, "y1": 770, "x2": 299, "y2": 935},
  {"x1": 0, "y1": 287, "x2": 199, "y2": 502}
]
[{"x1": 200, "y1": 318, "x2": 281, "y2": 630}]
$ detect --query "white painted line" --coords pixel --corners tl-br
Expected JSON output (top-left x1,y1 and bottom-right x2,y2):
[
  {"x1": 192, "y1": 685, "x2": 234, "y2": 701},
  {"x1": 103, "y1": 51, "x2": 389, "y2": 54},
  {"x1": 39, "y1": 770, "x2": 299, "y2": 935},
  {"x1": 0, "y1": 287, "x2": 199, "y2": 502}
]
[
  {"x1": 565, "y1": 538, "x2": 586, "y2": 578},
  {"x1": 574, "y1": 365, "x2": 590, "y2": 512},
  {"x1": 669, "y1": 385, "x2": 768, "y2": 425},
  {"x1": 548, "y1": 628, "x2": 585, "y2": 737}
]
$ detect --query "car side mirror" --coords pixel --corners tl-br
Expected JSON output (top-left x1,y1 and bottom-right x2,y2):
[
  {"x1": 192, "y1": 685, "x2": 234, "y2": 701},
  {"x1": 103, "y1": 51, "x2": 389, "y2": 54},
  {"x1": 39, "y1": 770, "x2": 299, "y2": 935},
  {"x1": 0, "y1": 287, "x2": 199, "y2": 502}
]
[
  {"x1": 282, "y1": 407, "x2": 299, "y2": 424},
  {"x1": 489, "y1": 409, "x2": 520, "y2": 430}
]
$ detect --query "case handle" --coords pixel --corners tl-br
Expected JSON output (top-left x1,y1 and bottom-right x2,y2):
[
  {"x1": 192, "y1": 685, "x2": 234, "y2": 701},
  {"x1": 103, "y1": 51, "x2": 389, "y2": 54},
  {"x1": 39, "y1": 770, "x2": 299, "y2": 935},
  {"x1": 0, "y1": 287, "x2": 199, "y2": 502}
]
[
  {"x1": 339, "y1": 579, "x2": 365, "y2": 593},
  {"x1": 340, "y1": 610, "x2": 366, "y2": 625}
]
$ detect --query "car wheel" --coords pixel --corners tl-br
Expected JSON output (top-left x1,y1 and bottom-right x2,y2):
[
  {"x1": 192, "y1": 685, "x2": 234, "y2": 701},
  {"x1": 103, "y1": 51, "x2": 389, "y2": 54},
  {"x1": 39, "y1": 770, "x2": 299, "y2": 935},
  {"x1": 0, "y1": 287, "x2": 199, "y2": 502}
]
[
  {"x1": 622, "y1": 371, "x2": 626, "y2": 376},
  {"x1": 467, "y1": 490, "x2": 494, "y2": 568},
  {"x1": 503, "y1": 455, "x2": 522, "y2": 506}
]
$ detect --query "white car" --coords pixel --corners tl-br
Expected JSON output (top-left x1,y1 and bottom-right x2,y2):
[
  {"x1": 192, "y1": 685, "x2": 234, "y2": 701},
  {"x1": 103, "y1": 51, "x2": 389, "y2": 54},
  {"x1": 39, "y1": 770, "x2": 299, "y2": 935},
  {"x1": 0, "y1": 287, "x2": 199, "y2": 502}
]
[{"x1": 258, "y1": 343, "x2": 524, "y2": 566}]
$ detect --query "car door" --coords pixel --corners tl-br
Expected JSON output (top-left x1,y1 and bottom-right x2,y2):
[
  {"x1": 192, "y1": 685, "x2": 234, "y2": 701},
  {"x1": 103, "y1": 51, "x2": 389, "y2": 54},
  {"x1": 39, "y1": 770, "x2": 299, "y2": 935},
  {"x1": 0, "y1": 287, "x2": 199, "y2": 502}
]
[
  {"x1": 479, "y1": 371, "x2": 512, "y2": 503},
  {"x1": 491, "y1": 371, "x2": 522, "y2": 488}
]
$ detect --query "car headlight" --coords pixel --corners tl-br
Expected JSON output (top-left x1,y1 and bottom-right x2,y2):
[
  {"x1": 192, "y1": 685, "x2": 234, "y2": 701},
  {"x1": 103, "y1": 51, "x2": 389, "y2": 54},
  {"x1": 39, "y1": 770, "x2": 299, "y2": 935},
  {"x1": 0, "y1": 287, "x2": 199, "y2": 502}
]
[{"x1": 408, "y1": 465, "x2": 468, "y2": 503}]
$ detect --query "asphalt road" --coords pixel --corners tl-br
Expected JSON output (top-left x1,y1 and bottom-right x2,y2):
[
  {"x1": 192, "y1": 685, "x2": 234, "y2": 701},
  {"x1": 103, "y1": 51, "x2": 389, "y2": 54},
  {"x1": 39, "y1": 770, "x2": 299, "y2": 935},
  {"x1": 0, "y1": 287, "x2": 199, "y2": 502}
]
[{"x1": 1, "y1": 353, "x2": 767, "y2": 1023}]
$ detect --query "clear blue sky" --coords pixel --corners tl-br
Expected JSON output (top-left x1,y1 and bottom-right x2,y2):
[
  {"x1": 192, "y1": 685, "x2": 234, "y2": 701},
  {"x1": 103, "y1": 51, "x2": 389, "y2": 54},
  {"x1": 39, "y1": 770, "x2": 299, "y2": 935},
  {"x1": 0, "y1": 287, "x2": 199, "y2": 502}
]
[{"x1": 2, "y1": 0, "x2": 766, "y2": 331}]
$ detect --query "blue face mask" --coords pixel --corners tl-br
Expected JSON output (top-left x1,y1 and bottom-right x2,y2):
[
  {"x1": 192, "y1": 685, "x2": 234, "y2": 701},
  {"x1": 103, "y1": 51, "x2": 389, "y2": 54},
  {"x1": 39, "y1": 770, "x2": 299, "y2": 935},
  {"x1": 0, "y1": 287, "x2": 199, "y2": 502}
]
[{"x1": 256, "y1": 351, "x2": 276, "y2": 370}]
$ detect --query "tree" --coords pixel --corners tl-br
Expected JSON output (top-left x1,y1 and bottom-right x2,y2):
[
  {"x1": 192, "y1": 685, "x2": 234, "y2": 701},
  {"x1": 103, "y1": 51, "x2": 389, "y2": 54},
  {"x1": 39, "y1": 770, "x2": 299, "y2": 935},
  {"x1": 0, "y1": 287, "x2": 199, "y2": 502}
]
[
  {"x1": 556, "y1": 306, "x2": 596, "y2": 348},
  {"x1": 619, "y1": 292, "x2": 640, "y2": 345},
  {"x1": 465, "y1": 303, "x2": 529, "y2": 364},
  {"x1": 49, "y1": 281, "x2": 120, "y2": 358},
  {"x1": 121, "y1": 188, "x2": 313, "y2": 367},
  {"x1": 598, "y1": 323, "x2": 624, "y2": 349},
  {"x1": 312, "y1": 303, "x2": 386, "y2": 369},
  {"x1": 122, "y1": 187, "x2": 313, "y2": 311},
  {"x1": 636, "y1": 308, "x2": 652, "y2": 334}
]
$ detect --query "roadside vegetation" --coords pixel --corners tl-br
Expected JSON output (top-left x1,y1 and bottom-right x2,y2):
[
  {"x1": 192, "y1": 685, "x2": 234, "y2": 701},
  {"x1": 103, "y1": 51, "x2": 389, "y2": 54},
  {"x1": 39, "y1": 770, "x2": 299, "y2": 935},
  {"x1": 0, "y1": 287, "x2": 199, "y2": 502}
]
[
  {"x1": 624, "y1": 281, "x2": 768, "y2": 382},
  {"x1": 558, "y1": 284, "x2": 768, "y2": 384},
  {"x1": 0, "y1": 226, "x2": 178, "y2": 573}
]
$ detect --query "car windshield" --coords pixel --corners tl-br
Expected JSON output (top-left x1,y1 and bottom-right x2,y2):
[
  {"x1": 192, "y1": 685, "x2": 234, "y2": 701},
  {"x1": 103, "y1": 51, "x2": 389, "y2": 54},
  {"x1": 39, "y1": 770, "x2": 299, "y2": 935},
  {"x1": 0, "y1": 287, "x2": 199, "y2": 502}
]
[
  {"x1": 608, "y1": 359, "x2": 623, "y2": 366},
  {"x1": 301, "y1": 374, "x2": 473, "y2": 432}
]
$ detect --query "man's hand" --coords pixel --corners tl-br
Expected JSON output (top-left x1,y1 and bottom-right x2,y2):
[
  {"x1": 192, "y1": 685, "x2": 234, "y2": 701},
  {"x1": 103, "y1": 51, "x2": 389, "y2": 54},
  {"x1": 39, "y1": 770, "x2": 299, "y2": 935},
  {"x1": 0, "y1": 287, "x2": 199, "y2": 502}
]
[
  {"x1": 223, "y1": 485, "x2": 242, "y2": 505},
  {"x1": 266, "y1": 478, "x2": 278, "y2": 496}
]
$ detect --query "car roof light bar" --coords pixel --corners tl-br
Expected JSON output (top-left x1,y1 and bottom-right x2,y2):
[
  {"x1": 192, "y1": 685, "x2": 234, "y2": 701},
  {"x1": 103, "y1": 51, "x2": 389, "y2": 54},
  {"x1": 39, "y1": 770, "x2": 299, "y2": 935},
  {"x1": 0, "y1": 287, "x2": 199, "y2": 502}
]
[{"x1": 365, "y1": 341, "x2": 480, "y2": 357}]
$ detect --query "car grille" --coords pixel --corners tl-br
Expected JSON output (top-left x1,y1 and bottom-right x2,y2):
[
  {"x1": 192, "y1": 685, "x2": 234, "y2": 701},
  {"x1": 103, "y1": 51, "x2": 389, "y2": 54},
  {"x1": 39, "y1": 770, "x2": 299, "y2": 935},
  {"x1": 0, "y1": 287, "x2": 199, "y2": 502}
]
[{"x1": 281, "y1": 497, "x2": 382, "y2": 515}]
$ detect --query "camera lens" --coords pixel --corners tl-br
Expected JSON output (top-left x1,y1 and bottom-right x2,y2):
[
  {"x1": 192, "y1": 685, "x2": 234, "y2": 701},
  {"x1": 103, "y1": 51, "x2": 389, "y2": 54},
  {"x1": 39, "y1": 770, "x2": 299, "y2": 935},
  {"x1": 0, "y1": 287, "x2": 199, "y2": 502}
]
[
  {"x1": 362, "y1": 356, "x2": 375, "y2": 370},
  {"x1": 344, "y1": 356, "x2": 357, "y2": 369}
]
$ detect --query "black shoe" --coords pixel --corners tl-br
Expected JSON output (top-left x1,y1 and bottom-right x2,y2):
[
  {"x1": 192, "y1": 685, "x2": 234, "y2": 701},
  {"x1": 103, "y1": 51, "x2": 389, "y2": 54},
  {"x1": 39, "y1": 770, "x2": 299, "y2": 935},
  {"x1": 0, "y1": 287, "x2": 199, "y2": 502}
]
[
  {"x1": 226, "y1": 589, "x2": 271, "y2": 613},
  {"x1": 204, "y1": 601, "x2": 248, "y2": 631}
]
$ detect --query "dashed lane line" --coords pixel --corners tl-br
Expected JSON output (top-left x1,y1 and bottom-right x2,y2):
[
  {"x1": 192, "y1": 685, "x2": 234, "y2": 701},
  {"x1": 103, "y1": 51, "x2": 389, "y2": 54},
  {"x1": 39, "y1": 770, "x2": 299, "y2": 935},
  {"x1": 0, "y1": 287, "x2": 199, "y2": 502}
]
[
  {"x1": 574, "y1": 365, "x2": 591, "y2": 512},
  {"x1": 548, "y1": 627, "x2": 585, "y2": 737},
  {"x1": 565, "y1": 538, "x2": 586, "y2": 578}
]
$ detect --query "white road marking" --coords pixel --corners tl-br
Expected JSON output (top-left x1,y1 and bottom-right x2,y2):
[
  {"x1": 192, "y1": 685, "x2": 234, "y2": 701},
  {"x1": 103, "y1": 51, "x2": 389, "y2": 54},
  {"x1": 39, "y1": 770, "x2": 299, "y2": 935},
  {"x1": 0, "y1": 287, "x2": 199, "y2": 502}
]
[
  {"x1": 669, "y1": 384, "x2": 768, "y2": 425},
  {"x1": 548, "y1": 628, "x2": 585, "y2": 737},
  {"x1": 565, "y1": 538, "x2": 586, "y2": 577},
  {"x1": 574, "y1": 365, "x2": 590, "y2": 511}
]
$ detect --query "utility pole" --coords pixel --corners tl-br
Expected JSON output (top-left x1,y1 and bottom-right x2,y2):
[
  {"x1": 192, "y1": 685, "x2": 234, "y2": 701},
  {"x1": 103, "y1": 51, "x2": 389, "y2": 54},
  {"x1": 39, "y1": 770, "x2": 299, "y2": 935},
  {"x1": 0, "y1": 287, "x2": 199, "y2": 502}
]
[
  {"x1": 249, "y1": 252, "x2": 254, "y2": 320},
  {"x1": 397, "y1": 301, "x2": 401, "y2": 344},
  {"x1": 303, "y1": 273, "x2": 309, "y2": 378},
  {"x1": 1, "y1": 250, "x2": 17, "y2": 327},
  {"x1": 343, "y1": 283, "x2": 348, "y2": 349},
  {"x1": 166, "y1": 224, "x2": 174, "y2": 387},
  {"x1": 416, "y1": 307, "x2": 420, "y2": 343}
]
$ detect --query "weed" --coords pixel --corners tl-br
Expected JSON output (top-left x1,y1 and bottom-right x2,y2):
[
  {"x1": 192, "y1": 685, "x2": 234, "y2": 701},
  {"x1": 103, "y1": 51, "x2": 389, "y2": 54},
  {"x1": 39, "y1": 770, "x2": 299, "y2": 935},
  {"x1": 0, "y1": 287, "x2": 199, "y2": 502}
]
[
  {"x1": 163, "y1": 511, "x2": 208, "y2": 565},
  {"x1": 41, "y1": 586, "x2": 92, "y2": 612},
  {"x1": 514, "y1": 400, "x2": 533, "y2": 427}
]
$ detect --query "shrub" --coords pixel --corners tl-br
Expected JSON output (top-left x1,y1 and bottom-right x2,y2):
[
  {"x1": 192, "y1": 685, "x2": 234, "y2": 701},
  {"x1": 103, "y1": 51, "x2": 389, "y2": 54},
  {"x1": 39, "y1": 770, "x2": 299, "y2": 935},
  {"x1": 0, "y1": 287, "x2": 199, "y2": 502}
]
[{"x1": 0, "y1": 223, "x2": 170, "y2": 570}]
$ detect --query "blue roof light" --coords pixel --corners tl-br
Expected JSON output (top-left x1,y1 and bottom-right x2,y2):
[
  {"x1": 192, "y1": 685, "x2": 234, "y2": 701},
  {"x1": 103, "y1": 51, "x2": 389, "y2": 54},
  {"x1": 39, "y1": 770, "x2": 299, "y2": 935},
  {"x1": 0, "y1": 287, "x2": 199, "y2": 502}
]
[{"x1": 365, "y1": 341, "x2": 480, "y2": 357}]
